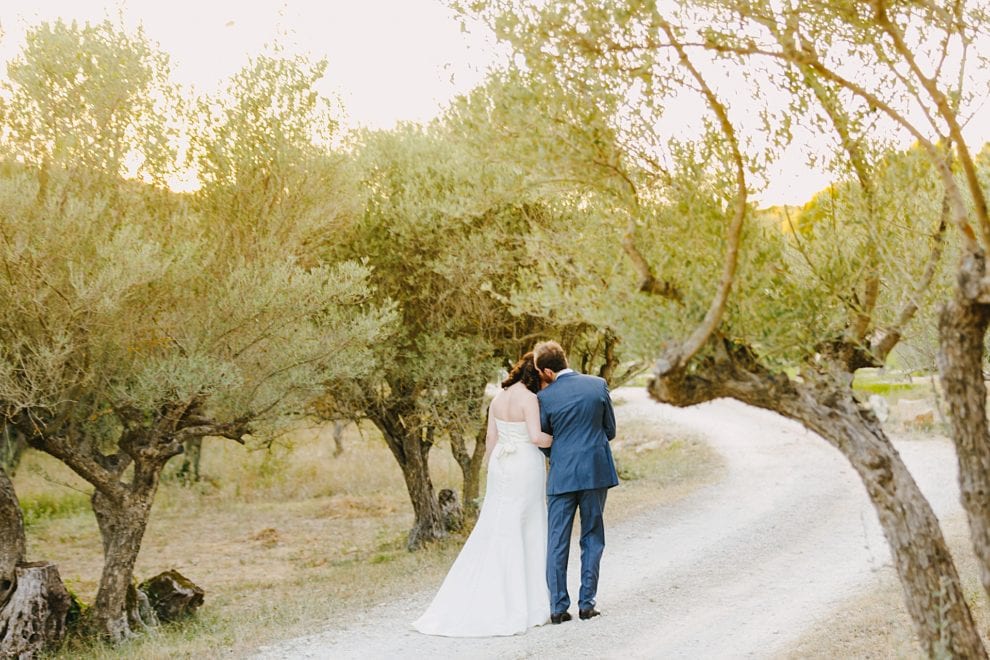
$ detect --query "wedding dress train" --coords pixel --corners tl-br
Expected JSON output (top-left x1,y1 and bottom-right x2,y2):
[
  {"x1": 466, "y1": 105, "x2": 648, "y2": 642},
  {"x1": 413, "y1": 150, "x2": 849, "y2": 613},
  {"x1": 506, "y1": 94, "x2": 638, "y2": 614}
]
[{"x1": 412, "y1": 419, "x2": 550, "y2": 636}]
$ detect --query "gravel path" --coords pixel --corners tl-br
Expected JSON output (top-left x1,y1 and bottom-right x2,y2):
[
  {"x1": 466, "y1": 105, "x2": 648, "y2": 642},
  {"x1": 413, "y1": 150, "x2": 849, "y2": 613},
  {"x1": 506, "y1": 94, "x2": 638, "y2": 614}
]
[{"x1": 254, "y1": 388, "x2": 962, "y2": 659}]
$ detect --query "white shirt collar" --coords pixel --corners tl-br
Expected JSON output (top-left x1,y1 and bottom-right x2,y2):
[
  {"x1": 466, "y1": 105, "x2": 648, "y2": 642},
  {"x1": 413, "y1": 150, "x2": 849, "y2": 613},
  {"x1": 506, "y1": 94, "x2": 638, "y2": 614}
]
[{"x1": 557, "y1": 368, "x2": 574, "y2": 376}]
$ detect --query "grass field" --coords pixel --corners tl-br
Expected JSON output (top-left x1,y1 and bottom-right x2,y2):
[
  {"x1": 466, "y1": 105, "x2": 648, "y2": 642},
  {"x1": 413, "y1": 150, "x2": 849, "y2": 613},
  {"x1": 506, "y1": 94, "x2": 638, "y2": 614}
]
[
  {"x1": 851, "y1": 368, "x2": 933, "y2": 400},
  {"x1": 17, "y1": 402, "x2": 721, "y2": 659}
]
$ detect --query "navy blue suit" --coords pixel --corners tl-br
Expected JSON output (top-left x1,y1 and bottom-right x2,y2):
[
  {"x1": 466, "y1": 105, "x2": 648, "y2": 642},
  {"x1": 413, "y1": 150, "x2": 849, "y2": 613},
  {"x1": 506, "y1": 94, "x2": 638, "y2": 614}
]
[{"x1": 538, "y1": 370, "x2": 618, "y2": 614}]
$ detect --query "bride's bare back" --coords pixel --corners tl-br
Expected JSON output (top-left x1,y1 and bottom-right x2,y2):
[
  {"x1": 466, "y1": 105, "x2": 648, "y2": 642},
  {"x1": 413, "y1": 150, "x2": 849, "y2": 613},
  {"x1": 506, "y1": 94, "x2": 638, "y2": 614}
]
[
  {"x1": 486, "y1": 382, "x2": 552, "y2": 461},
  {"x1": 490, "y1": 381, "x2": 536, "y2": 422}
]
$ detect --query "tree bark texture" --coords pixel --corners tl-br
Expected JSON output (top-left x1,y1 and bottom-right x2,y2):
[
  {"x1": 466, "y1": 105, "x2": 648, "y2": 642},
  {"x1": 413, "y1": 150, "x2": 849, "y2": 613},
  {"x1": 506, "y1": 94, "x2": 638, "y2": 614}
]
[
  {"x1": 0, "y1": 562, "x2": 72, "y2": 659},
  {"x1": 437, "y1": 489, "x2": 464, "y2": 532},
  {"x1": 372, "y1": 414, "x2": 446, "y2": 550},
  {"x1": 597, "y1": 329, "x2": 620, "y2": 385},
  {"x1": 90, "y1": 489, "x2": 155, "y2": 642},
  {"x1": 126, "y1": 583, "x2": 159, "y2": 632},
  {"x1": 650, "y1": 342, "x2": 986, "y2": 658},
  {"x1": 0, "y1": 469, "x2": 25, "y2": 608},
  {"x1": 449, "y1": 424, "x2": 486, "y2": 515},
  {"x1": 938, "y1": 250, "x2": 990, "y2": 600},
  {"x1": 0, "y1": 426, "x2": 27, "y2": 475}
]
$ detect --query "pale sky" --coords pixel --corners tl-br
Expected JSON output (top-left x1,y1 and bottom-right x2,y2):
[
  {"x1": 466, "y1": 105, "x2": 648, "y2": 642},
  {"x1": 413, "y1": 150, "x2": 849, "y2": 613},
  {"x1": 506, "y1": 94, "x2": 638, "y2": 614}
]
[
  {"x1": 0, "y1": 1, "x2": 493, "y2": 128},
  {"x1": 1, "y1": 2, "x2": 984, "y2": 206}
]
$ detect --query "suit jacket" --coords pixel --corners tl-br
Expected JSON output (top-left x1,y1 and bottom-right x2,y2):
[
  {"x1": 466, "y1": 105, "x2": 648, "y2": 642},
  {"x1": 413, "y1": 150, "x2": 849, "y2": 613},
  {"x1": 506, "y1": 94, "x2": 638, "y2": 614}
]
[{"x1": 538, "y1": 371, "x2": 619, "y2": 495}]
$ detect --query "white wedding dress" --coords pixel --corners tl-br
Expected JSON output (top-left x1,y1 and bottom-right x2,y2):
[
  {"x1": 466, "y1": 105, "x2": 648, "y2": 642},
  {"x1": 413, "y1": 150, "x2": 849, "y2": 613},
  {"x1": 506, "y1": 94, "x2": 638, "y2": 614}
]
[{"x1": 412, "y1": 419, "x2": 550, "y2": 636}]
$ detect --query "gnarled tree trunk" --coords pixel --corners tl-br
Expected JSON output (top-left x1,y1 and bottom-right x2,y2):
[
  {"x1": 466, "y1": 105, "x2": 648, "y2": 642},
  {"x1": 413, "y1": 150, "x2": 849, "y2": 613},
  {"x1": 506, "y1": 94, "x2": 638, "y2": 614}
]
[
  {"x1": 90, "y1": 487, "x2": 156, "y2": 641},
  {"x1": 938, "y1": 250, "x2": 990, "y2": 599},
  {"x1": 20, "y1": 399, "x2": 245, "y2": 643},
  {"x1": 597, "y1": 328, "x2": 620, "y2": 384},
  {"x1": 373, "y1": 414, "x2": 446, "y2": 550},
  {"x1": 651, "y1": 343, "x2": 986, "y2": 658},
  {"x1": 449, "y1": 424, "x2": 486, "y2": 516},
  {"x1": 0, "y1": 468, "x2": 25, "y2": 608}
]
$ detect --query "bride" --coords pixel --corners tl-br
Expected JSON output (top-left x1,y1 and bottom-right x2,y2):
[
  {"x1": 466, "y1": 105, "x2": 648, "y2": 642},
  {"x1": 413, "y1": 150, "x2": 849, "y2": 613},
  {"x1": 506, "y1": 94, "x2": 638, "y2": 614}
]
[{"x1": 412, "y1": 352, "x2": 552, "y2": 636}]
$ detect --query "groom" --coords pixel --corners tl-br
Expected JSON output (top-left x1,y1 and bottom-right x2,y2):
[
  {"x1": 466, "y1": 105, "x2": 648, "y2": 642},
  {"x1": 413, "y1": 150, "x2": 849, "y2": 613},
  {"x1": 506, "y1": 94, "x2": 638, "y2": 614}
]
[{"x1": 534, "y1": 341, "x2": 618, "y2": 624}]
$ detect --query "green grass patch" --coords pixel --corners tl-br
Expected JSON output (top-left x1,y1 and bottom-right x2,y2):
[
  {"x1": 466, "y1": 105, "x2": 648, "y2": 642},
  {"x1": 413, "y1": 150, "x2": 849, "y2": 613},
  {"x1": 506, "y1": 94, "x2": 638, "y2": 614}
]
[
  {"x1": 852, "y1": 368, "x2": 928, "y2": 397},
  {"x1": 20, "y1": 490, "x2": 90, "y2": 528},
  {"x1": 852, "y1": 381, "x2": 918, "y2": 395}
]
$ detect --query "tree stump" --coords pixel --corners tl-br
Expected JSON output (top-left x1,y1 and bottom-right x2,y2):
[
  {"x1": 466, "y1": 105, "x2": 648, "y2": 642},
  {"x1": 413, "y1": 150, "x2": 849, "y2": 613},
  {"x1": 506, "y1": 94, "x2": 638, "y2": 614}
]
[
  {"x1": 138, "y1": 570, "x2": 204, "y2": 622},
  {"x1": 438, "y1": 489, "x2": 464, "y2": 532},
  {"x1": 0, "y1": 562, "x2": 72, "y2": 659}
]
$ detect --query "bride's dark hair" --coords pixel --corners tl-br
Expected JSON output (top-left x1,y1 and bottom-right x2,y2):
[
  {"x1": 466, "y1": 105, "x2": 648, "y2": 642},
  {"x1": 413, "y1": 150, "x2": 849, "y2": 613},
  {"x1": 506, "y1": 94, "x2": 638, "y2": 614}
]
[{"x1": 501, "y1": 352, "x2": 541, "y2": 393}]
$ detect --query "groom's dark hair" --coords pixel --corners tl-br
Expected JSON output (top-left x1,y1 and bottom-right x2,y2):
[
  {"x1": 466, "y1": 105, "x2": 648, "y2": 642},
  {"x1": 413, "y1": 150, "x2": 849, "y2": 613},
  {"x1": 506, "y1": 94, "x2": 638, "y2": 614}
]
[{"x1": 534, "y1": 341, "x2": 568, "y2": 373}]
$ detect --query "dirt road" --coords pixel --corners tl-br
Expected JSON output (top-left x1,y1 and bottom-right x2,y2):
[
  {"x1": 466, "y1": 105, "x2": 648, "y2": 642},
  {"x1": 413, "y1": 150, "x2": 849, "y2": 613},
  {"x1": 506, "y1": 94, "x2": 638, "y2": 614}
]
[{"x1": 255, "y1": 388, "x2": 962, "y2": 659}]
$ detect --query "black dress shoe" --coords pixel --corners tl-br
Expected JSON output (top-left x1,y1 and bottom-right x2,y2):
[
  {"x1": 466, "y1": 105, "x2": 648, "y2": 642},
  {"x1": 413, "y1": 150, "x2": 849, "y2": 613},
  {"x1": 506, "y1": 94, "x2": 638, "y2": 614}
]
[
  {"x1": 550, "y1": 611, "x2": 572, "y2": 624},
  {"x1": 579, "y1": 608, "x2": 601, "y2": 620}
]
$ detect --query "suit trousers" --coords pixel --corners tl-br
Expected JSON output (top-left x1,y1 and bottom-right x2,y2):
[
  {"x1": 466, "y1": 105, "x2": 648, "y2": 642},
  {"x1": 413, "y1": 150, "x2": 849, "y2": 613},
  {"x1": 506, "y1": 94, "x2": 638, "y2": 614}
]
[{"x1": 546, "y1": 487, "x2": 608, "y2": 614}]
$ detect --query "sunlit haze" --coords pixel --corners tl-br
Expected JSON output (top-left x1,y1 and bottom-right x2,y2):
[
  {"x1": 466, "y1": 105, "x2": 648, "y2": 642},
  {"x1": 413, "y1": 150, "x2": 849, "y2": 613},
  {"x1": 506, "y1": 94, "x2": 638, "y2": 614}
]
[{"x1": 2, "y1": 1, "x2": 986, "y2": 205}]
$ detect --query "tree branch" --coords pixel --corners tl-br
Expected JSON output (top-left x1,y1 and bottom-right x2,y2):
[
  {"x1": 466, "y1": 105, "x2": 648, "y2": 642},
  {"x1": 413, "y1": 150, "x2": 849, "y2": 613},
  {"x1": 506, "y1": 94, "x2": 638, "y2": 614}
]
[
  {"x1": 872, "y1": 0, "x2": 990, "y2": 247},
  {"x1": 653, "y1": 12, "x2": 748, "y2": 375},
  {"x1": 872, "y1": 193, "x2": 950, "y2": 361}
]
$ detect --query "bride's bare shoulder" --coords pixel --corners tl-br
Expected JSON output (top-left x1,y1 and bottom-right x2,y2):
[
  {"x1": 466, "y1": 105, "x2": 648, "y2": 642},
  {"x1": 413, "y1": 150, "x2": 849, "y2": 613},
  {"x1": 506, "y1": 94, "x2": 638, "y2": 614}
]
[{"x1": 509, "y1": 382, "x2": 537, "y2": 399}]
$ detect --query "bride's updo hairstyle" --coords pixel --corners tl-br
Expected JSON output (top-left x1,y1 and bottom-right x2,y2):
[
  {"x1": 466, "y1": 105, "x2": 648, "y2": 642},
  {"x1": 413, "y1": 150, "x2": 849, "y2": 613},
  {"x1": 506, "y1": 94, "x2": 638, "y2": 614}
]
[{"x1": 501, "y1": 352, "x2": 541, "y2": 393}]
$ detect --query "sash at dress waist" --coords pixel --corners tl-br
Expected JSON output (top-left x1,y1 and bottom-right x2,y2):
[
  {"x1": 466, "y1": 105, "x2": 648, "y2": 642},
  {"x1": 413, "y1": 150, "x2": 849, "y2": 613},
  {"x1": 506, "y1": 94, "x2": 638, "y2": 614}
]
[{"x1": 492, "y1": 420, "x2": 532, "y2": 459}]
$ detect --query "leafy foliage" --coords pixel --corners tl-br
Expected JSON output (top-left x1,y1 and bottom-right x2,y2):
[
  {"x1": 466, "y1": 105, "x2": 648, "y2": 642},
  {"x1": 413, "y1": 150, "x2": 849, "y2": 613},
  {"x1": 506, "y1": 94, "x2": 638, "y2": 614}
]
[
  {"x1": 456, "y1": 0, "x2": 959, "y2": 372},
  {"x1": 2, "y1": 19, "x2": 179, "y2": 191},
  {"x1": 0, "y1": 18, "x2": 393, "y2": 636}
]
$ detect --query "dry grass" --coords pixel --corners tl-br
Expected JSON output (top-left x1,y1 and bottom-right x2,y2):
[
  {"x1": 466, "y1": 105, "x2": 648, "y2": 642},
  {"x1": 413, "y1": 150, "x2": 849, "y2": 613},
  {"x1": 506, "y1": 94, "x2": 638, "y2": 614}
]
[{"x1": 17, "y1": 412, "x2": 721, "y2": 659}]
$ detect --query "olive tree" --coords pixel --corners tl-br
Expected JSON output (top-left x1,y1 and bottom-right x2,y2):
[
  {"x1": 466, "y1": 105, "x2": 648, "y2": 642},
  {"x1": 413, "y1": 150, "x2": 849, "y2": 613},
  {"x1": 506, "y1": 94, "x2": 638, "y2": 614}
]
[
  {"x1": 326, "y1": 123, "x2": 603, "y2": 548},
  {"x1": 0, "y1": 22, "x2": 392, "y2": 641},
  {"x1": 188, "y1": 46, "x2": 356, "y2": 263},
  {"x1": 462, "y1": 0, "x2": 984, "y2": 655},
  {"x1": 2, "y1": 19, "x2": 179, "y2": 201}
]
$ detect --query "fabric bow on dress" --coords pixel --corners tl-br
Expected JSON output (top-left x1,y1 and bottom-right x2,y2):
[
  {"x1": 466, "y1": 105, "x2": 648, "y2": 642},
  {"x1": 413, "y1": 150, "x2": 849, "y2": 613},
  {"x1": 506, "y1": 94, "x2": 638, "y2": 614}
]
[{"x1": 493, "y1": 442, "x2": 518, "y2": 459}]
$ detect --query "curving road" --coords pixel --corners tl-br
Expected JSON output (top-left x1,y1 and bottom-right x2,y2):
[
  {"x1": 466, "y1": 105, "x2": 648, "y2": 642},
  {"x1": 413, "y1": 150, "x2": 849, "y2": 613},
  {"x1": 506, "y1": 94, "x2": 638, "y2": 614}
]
[{"x1": 255, "y1": 388, "x2": 962, "y2": 659}]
